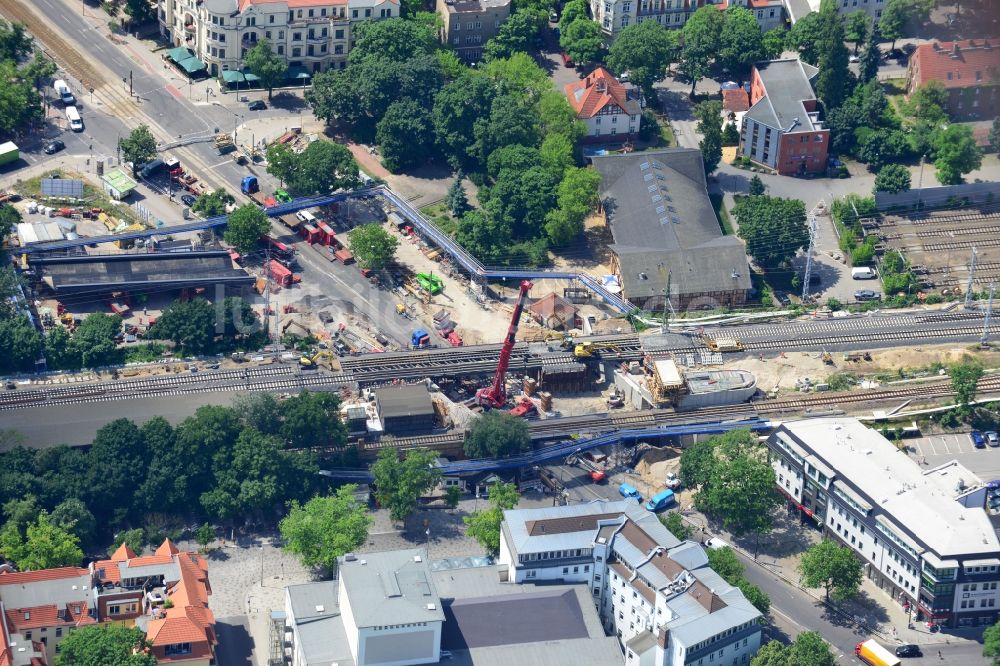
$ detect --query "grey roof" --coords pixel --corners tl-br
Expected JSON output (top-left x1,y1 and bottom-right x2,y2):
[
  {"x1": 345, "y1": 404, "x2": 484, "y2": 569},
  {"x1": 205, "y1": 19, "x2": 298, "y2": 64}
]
[
  {"x1": 339, "y1": 548, "x2": 445, "y2": 628},
  {"x1": 664, "y1": 568, "x2": 762, "y2": 646},
  {"x1": 591, "y1": 149, "x2": 751, "y2": 300},
  {"x1": 626, "y1": 630, "x2": 658, "y2": 656},
  {"x1": 667, "y1": 540, "x2": 710, "y2": 571},
  {"x1": 782, "y1": 0, "x2": 816, "y2": 23},
  {"x1": 745, "y1": 59, "x2": 820, "y2": 132},
  {"x1": 376, "y1": 384, "x2": 434, "y2": 419},
  {"x1": 442, "y1": 588, "x2": 589, "y2": 649},
  {"x1": 286, "y1": 582, "x2": 356, "y2": 666},
  {"x1": 444, "y1": 638, "x2": 624, "y2": 666}
]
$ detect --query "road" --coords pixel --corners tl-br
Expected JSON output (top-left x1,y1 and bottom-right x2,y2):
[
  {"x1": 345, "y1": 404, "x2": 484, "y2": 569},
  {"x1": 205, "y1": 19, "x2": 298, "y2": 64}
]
[{"x1": 737, "y1": 552, "x2": 988, "y2": 665}]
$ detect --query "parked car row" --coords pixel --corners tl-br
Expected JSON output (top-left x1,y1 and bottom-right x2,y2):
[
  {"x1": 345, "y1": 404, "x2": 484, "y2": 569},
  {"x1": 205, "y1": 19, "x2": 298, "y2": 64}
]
[{"x1": 971, "y1": 431, "x2": 1000, "y2": 449}]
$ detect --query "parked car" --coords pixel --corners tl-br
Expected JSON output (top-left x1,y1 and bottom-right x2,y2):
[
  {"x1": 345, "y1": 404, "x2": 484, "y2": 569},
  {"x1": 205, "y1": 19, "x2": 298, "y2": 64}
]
[
  {"x1": 43, "y1": 139, "x2": 65, "y2": 155},
  {"x1": 854, "y1": 289, "x2": 881, "y2": 302},
  {"x1": 247, "y1": 100, "x2": 267, "y2": 111},
  {"x1": 560, "y1": 51, "x2": 574, "y2": 67},
  {"x1": 704, "y1": 537, "x2": 728, "y2": 550},
  {"x1": 972, "y1": 431, "x2": 987, "y2": 448},
  {"x1": 849, "y1": 54, "x2": 859, "y2": 63},
  {"x1": 180, "y1": 194, "x2": 197, "y2": 207},
  {"x1": 895, "y1": 644, "x2": 921, "y2": 658},
  {"x1": 987, "y1": 431, "x2": 1000, "y2": 447}
]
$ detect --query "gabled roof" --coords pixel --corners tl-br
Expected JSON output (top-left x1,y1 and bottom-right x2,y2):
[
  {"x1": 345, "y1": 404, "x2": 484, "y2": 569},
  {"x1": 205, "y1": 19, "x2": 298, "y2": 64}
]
[
  {"x1": 110, "y1": 543, "x2": 138, "y2": 561},
  {"x1": 0, "y1": 568, "x2": 89, "y2": 585},
  {"x1": 745, "y1": 59, "x2": 820, "y2": 132},
  {"x1": 722, "y1": 88, "x2": 750, "y2": 113},
  {"x1": 564, "y1": 67, "x2": 641, "y2": 120},
  {"x1": 909, "y1": 40, "x2": 1000, "y2": 91}
]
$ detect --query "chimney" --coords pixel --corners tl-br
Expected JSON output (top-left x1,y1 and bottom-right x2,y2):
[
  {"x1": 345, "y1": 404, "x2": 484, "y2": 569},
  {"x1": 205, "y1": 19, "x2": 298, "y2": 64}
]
[{"x1": 950, "y1": 42, "x2": 961, "y2": 58}]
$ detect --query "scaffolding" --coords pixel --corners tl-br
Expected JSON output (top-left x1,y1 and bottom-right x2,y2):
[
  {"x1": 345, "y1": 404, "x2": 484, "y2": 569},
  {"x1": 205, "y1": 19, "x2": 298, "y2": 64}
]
[{"x1": 268, "y1": 611, "x2": 287, "y2": 666}]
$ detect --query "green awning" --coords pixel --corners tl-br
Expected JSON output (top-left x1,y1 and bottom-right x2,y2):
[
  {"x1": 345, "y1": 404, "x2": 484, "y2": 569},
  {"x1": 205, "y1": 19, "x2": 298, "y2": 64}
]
[
  {"x1": 221, "y1": 70, "x2": 246, "y2": 83},
  {"x1": 176, "y1": 56, "x2": 207, "y2": 74},
  {"x1": 286, "y1": 65, "x2": 311, "y2": 80},
  {"x1": 167, "y1": 46, "x2": 194, "y2": 62},
  {"x1": 241, "y1": 69, "x2": 260, "y2": 82}
]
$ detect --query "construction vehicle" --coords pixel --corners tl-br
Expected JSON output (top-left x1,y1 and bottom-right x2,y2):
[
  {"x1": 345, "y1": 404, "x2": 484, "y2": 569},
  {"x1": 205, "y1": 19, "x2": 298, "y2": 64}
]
[
  {"x1": 416, "y1": 272, "x2": 443, "y2": 295},
  {"x1": 411, "y1": 329, "x2": 430, "y2": 349},
  {"x1": 703, "y1": 336, "x2": 745, "y2": 352},
  {"x1": 573, "y1": 340, "x2": 622, "y2": 358},
  {"x1": 508, "y1": 397, "x2": 536, "y2": 418},
  {"x1": 854, "y1": 640, "x2": 900, "y2": 666},
  {"x1": 567, "y1": 452, "x2": 606, "y2": 483},
  {"x1": 214, "y1": 133, "x2": 236, "y2": 155},
  {"x1": 241, "y1": 175, "x2": 259, "y2": 195},
  {"x1": 299, "y1": 350, "x2": 338, "y2": 371},
  {"x1": 476, "y1": 280, "x2": 532, "y2": 409},
  {"x1": 231, "y1": 351, "x2": 247, "y2": 362},
  {"x1": 821, "y1": 351, "x2": 834, "y2": 365}
]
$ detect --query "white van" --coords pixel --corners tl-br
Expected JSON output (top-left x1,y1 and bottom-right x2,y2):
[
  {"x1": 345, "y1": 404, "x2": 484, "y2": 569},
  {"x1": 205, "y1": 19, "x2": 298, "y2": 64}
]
[
  {"x1": 65, "y1": 106, "x2": 83, "y2": 132},
  {"x1": 296, "y1": 209, "x2": 316, "y2": 224},
  {"x1": 53, "y1": 79, "x2": 75, "y2": 105},
  {"x1": 851, "y1": 266, "x2": 876, "y2": 280}
]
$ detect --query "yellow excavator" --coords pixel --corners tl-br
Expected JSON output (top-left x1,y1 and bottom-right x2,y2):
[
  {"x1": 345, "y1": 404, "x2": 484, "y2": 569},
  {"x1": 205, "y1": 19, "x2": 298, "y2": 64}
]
[
  {"x1": 299, "y1": 350, "x2": 339, "y2": 371},
  {"x1": 573, "y1": 341, "x2": 622, "y2": 358}
]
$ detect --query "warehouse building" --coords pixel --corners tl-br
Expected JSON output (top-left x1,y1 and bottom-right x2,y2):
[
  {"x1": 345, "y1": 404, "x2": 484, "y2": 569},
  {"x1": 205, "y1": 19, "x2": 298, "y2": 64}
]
[{"x1": 375, "y1": 384, "x2": 435, "y2": 435}]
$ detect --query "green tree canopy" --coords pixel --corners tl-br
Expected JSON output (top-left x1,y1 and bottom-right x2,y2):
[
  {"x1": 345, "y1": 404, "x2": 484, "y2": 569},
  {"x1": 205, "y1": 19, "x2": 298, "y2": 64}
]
[
  {"x1": 148, "y1": 298, "x2": 216, "y2": 353},
  {"x1": 538, "y1": 90, "x2": 586, "y2": 143},
  {"x1": 124, "y1": 0, "x2": 157, "y2": 25},
  {"x1": 446, "y1": 174, "x2": 469, "y2": 217},
  {"x1": 857, "y1": 23, "x2": 881, "y2": 83},
  {"x1": 659, "y1": 512, "x2": 692, "y2": 540},
  {"x1": 989, "y1": 116, "x2": 1000, "y2": 156},
  {"x1": 50, "y1": 497, "x2": 97, "y2": 547},
  {"x1": 733, "y1": 195, "x2": 809, "y2": 268},
  {"x1": 785, "y1": 12, "x2": 823, "y2": 65},
  {"x1": 371, "y1": 448, "x2": 442, "y2": 523},
  {"x1": 192, "y1": 188, "x2": 235, "y2": 217},
  {"x1": 288, "y1": 140, "x2": 361, "y2": 195},
  {"x1": 280, "y1": 489, "x2": 371, "y2": 576},
  {"x1": 119, "y1": 125, "x2": 157, "y2": 169},
  {"x1": 224, "y1": 203, "x2": 270, "y2": 254},
  {"x1": 798, "y1": 539, "x2": 863, "y2": 601},
  {"x1": 464, "y1": 410, "x2": 532, "y2": 458},
  {"x1": 606, "y1": 21, "x2": 678, "y2": 101},
  {"x1": 54, "y1": 625, "x2": 156, "y2": 666},
  {"x1": 680, "y1": 5, "x2": 724, "y2": 95},
  {"x1": 279, "y1": 390, "x2": 347, "y2": 449},
  {"x1": 695, "y1": 100, "x2": 723, "y2": 173},
  {"x1": 559, "y1": 18, "x2": 605, "y2": 65},
  {"x1": 348, "y1": 223, "x2": 399, "y2": 270},
  {"x1": 0, "y1": 511, "x2": 84, "y2": 570},
  {"x1": 265, "y1": 141, "x2": 297, "y2": 186},
  {"x1": 350, "y1": 17, "x2": 438, "y2": 63},
  {"x1": 750, "y1": 632, "x2": 835, "y2": 666},
  {"x1": 815, "y1": 4, "x2": 852, "y2": 110},
  {"x1": 873, "y1": 163, "x2": 911, "y2": 194},
  {"x1": 719, "y1": 7, "x2": 766, "y2": 77},
  {"x1": 748, "y1": 175, "x2": 766, "y2": 196},
  {"x1": 844, "y1": 10, "x2": 870, "y2": 47},
  {"x1": 244, "y1": 39, "x2": 287, "y2": 99},
  {"x1": 950, "y1": 356, "x2": 984, "y2": 408},
  {"x1": 985, "y1": 617, "x2": 1000, "y2": 665},
  {"x1": 483, "y1": 10, "x2": 544, "y2": 62},
  {"x1": 377, "y1": 98, "x2": 435, "y2": 172},
  {"x1": 933, "y1": 124, "x2": 983, "y2": 185},
  {"x1": 464, "y1": 481, "x2": 520, "y2": 555}
]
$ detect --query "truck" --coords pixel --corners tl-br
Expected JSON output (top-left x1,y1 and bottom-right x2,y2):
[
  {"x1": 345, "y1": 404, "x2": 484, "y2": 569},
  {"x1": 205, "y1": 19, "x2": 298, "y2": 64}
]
[
  {"x1": 267, "y1": 259, "x2": 294, "y2": 287},
  {"x1": 855, "y1": 640, "x2": 900, "y2": 666},
  {"x1": 241, "y1": 175, "x2": 260, "y2": 195},
  {"x1": 703, "y1": 336, "x2": 745, "y2": 352},
  {"x1": 645, "y1": 489, "x2": 675, "y2": 512},
  {"x1": 618, "y1": 483, "x2": 641, "y2": 501},
  {"x1": 214, "y1": 133, "x2": 236, "y2": 155},
  {"x1": 0, "y1": 142, "x2": 18, "y2": 167},
  {"x1": 411, "y1": 329, "x2": 430, "y2": 349}
]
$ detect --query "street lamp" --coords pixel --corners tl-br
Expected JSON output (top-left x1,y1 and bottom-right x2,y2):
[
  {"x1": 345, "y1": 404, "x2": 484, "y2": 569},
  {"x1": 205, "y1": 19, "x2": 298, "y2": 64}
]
[{"x1": 259, "y1": 544, "x2": 264, "y2": 585}]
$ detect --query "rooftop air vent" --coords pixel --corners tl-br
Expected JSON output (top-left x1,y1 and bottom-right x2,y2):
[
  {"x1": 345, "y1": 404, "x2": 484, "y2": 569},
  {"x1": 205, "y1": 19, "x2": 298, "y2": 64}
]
[
  {"x1": 427, "y1": 603, "x2": 437, "y2": 610},
  {"x1": 316, "y1": 605, "x2": 325, "y2": 613},
  {"x1": 414, "y1": 555, "x2": 423, "y2": 563}
]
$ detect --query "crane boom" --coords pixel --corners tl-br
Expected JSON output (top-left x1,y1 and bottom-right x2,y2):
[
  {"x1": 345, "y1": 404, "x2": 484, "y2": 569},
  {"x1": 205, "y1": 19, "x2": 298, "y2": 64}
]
[{"x1": 476, "y1": 280, "x2": 532, "y2": 408}]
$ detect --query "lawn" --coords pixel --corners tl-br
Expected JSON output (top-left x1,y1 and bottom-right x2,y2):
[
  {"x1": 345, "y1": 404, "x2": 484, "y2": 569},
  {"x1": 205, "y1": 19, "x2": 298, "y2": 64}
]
[
  {"x1": 883, "y1": 77, "x2": 908, "y2": 115},
  {"x1": 710, "y1": 193, "x2": 734, "y2": 235},
  {"x1": 419, "y1": 201, "x2": 459, "y2": 236}
]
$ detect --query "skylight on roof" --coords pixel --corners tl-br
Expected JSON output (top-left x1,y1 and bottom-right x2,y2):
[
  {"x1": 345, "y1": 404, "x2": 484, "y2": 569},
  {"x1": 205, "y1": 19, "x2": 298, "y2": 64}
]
[
  {"x1": 671, "y1": 215, "x2": 680, "y2": 224},
  {"x1": 652, "y1": 161, "x2": 663, "y2": 170},
  {"x1": 655, "y1": 205, "x2": 666, "y2": 214},
  {"x1": 659, "y1": 217, "x2": 670, "y2": 225},
  {"x1": 640, "y1": 162, "x2": 650, "y2": 170}
]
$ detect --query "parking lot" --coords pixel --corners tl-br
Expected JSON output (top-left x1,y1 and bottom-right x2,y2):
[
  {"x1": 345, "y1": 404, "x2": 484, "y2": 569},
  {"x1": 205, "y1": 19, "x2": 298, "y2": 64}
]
[{"x1": 907, "y1": 431, "x2": 1000, "y2": 483}]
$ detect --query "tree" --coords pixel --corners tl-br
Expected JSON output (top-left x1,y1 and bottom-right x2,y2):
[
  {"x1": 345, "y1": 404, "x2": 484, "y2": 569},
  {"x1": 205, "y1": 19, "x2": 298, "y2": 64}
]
[
  {"x1": 377, "y1": 98, "x2": 435, "y2": 172},
  {"x1": 0, "y1": 313, "x2": 43, "y2": 373},
  {"x1": 719, "y1": 7, "x2": 765, "y2": 78},
  {"x1": 70, "y1": 312, "x2": 121, "y2": 368},
  {"x1": 348, "y1": 223, "x2": 399, "y2": 270},
  {"x1": 50, "y1": 498, "x2": 96, "y2": 547},
  {"x1": 903, "y1": 81, "x2": 948, "y2": 123},
  {"x1": 0, "y1": 511, "x2": 83, "y2": 570},
  {"x1": 148, "y1": 298, "x2": 215, "y2": 353},
  {"x1": 464, "y1": 481, "x2": 519, "y2": 555},
  {"x1": 695, "y1": 101, "x2": 723, "y2": 173},
  {"x1": 933, "y1": 124, "x2": 983, "y2": 185},
  {"x1": 990, "y1": 116, "x2": 1000, "y2": 156},
  {"x1": 444, "y1": 485, "x2": 462, "y2": 510},
  {"x1": 371, "y1": 448, "x2": 441, "y2": 523},
  {"x1": 265, "y1": 142, "x2": 296, "y2": 186},
  {"x1": 286, "y1": 140, "x2": 360, "y2": 195},
  {"x1": 446, "y1": 174, "x2": 469, "y2": 217},
  {"x1": 124, "y1": 0, "x2": 157, "y2": 26},
  {"x1": 761, "y1": 29, "x2": 784, "y2": 60},
  {"x1": 483, "y1": 10, "x2": 543, "y2": 62},
  {"x1": 278, "y1": 484, "x2": 372, "y2": 575},
  {"x1": 706, "y1": 546, "x2": 745, "y2": 582},
  {"x1": 464, "y1": 411, "x2": 531, "y2": 458},
  {"x1": 680, "y1": 5, "x2": 724, "y2": 95},
  {"x1": 244, "y1": 39, "x2": 287, "y2": 100},
  {"x1": 734, "y1": 195, "x2": 808, "y2": 268},
  {"x1": 432, "y1": 73, "x2": 497, "y2": 170},
  {"x1": 984, "y1": 618, "x2": 1000, "y2": 665},
  {"x1": 119, "y1": 125, "x2": 157, "y2": 170},
  {"x1": 538, "y1": 91, "x2": 586, "y2": 143},
  {"x1": 751, "y1": 632, "x2": 835, "y2": 666},
  {"x1": 873, "y1": 163, "x2": 911, "y2": 194},
  {"x1": 224, "y1": 203, "x2": 270, "y2": 254},
  {"x1": 606, "y1": 21, "x2": 678, "y2": 101},
  {"x1": 815, "y1": 6, "x2": 851, "y2": 110},
  {"x1": 196, "y1": 522, "x2": 214, "y2": 550},
  {"x1": 108, "y1": 528, "x2": 145, "y2": 557},
  {"x1": 0, "y1": 60, "x2": 44, "y2": 134},
  {"x1": 721, "y1": 122, "x2": 739, "y2": 147},
  {"x1": 0, "y1": 203, "x2": 20, "y2": 246},
  {"x1": 798, "y1": 539, "x2": 863, "y2": 601},
  {"x1": 350, "y1": 18, "x2": 437, "y2": 63},
  {"x1": 540, "y1": 134, "x2": 576, "y2": 179},
  {"x1": 279, "y1": 390, "x2": 347, "y2": 450},
  {"x1": 54, "y1": 625, "x2": 156, "y2": 666},
  {"x1": 559, "y1": 18, "x2": 605, "y2": 65},
  {"x1": 659, "y1": 512, "x2": 692, "y2": 540},
  {"x1": 546, "y1": 166, "x2": 600, "y2": 246},
  {"x1": 748, "y1": 175, "x2": 766, "y2": 196},
  {"x1": 844, "y1": 11, "x2": 870, "y2": 50},
  {"x1": 950, "y1": 357, "x2": 984, "y2": 408},
  {"x1": 0, "y1": 19, "x2": 32, "y2": 63},
  {"x1": 879, "y1": 0, "x2": 909, "y2": 51},
  {"x1": 786, "y1": 12, "x2": 824, "y2": 65},
  {"x1": 192, "y1": 188, "x2": 235, "y2": 217},
  {"x1": 857, "y1": 24, "x2": 881, "y2": 83},
  {"x1": 559, "y1": 0, "x2": 588, "y2": 29}
]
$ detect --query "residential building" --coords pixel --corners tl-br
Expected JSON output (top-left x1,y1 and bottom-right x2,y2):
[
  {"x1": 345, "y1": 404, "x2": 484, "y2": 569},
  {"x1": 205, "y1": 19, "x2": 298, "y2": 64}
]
[
  {"x1": 907, "y1": 40, "x2": 1000, "y2": 121},
  {"x1": 0, "y1": 602, "x2": 45, "y2": 666},
  {"x1": 739, "y1": 59, "x2": 829, "y2": 175},
  {"x1": 564, "y1": 67, "x2": 642, "y2": 140},
  {"x1": 728, "y1": 0, "x2": 785, "y2": 32},
  {"x1": 766, "y1": 418, "x2": 1000, "y2": 629},
  {"x1": 590, "y1": 0, "x2": 721, "y2": 40},
  {"x1": 499, "y1": 500, "x2": 763, "y2": 665},
  {"x1": 0, "y1": 539, "x2": 215, "y2": 666},
  {"x1": 783, "y1": 0, "x2": 886, "y2": 24},
  {"x1": 157, "y1": 0, "x2": 400, "y2": 79},
  {"x1": 435, "y1": 0, "x2": 512, "y2": 64},
  {"x1": 591, "y1": 149, "x2": 751, "y2": 310}
]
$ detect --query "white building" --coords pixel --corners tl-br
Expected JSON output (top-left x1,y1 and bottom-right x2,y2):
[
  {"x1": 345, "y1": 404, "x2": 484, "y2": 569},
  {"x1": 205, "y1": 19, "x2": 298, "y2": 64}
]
[
  {"x1": 158, "y1": 0, "x2": 399, "y2": 80},
  {"x1": 590, "y1": 0, "x2": 725, "y2": 39},
  {"x1": 563, "y1": 67, "x2": 642, "y2": 140},
  {"x1": 499, "y1": 500, "x2": 763, "y2": 665},
  {"x1": 783, "y1": 0, "x2": 886, "y2": 24},
  {"x1": 768, "y1": 418, "x2": 1000, "y2": 629}
]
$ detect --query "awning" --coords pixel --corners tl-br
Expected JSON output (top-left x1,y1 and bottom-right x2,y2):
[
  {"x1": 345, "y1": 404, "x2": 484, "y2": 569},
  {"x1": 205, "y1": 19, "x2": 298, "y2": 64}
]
[
  {"x1": 241, "y1": 69, "x2": 260, "y2": 82},
  {"x1": 176, "y1": 56, "x2": 207, "y2": 74},
  {"x1": 167, "y1": 46, "x2": 194, "y2": 62},
  {"x1": 221, "y1": 70, "x2": 246, "y2": 84},
  {"x1": 286, "y1": 65, "x2": 311, "y2": 80}
]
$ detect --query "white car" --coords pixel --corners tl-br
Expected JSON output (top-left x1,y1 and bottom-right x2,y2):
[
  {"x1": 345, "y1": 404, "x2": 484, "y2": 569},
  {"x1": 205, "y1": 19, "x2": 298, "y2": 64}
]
[{"x1": 704, "y1": 537, "x2": 728, "y2": 550}]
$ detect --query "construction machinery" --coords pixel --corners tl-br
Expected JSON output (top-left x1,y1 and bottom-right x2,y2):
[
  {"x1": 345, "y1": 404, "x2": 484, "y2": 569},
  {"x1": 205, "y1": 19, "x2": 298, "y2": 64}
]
[
  {"x1": 214, "y1": 133, "x2": 236, "y2": 155},
  {"x1": 299, "y1": 350, "x2": 339, "y2": 371},
  {"x1": 476, "y1": 280, "x2": 532, "y2": 409},
  {"x1": 702, "y1": 336, "x2": 744, "y2": 352},
  {"x1": 508, "y1": 397, "x2": 537, "y2": 418},
  {"x1": 416, "y1": 272, "x2": 444, "y2": 295},
  {"x1": 573, "y1": 340, "x2": 622, "y2": 358}
]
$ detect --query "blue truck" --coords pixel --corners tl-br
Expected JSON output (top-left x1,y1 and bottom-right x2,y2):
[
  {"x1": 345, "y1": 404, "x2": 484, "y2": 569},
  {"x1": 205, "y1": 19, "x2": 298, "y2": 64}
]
[
  {"x1": 645, "y1": 489, "x2": 675, "y2": 512},
  {"x1": 411, "y1": 329, "x2": 430, "y2": 349}
]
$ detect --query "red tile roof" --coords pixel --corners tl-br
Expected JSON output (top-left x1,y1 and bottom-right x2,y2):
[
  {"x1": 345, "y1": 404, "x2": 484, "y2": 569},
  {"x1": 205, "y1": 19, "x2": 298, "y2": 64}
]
[
  {"x1": 909, "y1": 40, "x2": 1000, "y2": 91},
  {"x1": 94, "y1": 559, "x2": 122, "y2": 584},
  {"x1": 126, "y1": 554, "x2": 174, "y2": 568},
  {"x1": 0, "y1": 567, "x2": 89, "y2": 585},
  {"x1": 155, "y1": 539, "x2": 180, "y2": 557},
  {"x1": 722, "y1": 88, "x2": 750, "y2": 113},
  {"x1": 564, "y1": 67, "x2": 637, "y2": 120},
  {"x1": 111, "y1": 543, "x2": 138, "y2": 561},
  {"x1": 142, "y1": 542, "x2": 214, "y2": 656},
  {"x1": 4, "y1": 605, "x2": 60, "y2": 632}
]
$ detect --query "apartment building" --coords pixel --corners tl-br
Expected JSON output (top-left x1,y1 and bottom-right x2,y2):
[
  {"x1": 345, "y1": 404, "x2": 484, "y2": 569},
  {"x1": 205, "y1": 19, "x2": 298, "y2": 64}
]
[
  {"x1": 728, "y1": 0, "x2": 785, "y2": 31},
  {"x1": 738, "y1": 58, "x2": 829, "y2": 175},
  {"x1": 499, "y1": 500, "x2": 763, "y2": 665},
  {"x1": 590, "y1": 0, "x2": 723, "y2": 39},
  {"x1": 564, "y1": 67, "x2": 642, "y2": 139},
  {"x1": 767, "y1": 418, "x2": 1000, "y2": 629},
  {"x1": 158, "y1": 0, "x2": 399, "y2": 79},
  {"x1": 907, "y1": 40, "x2": 1000, "y2": 121},
  {"x1": 436, "y1": 0, "x2": 512, "y2": 64},
  {"x1": 783, "y1": 0, "x2": 886, "y2": 24},
  {"x1": 0, "y1": 539, "x2": 215, "y2": 666}
]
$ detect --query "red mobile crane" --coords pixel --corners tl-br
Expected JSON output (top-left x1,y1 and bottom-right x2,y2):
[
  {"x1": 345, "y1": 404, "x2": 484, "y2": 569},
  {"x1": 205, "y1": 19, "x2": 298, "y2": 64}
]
[{"x1": 476, "y1": 280, "x2": 533, "y2": 409}]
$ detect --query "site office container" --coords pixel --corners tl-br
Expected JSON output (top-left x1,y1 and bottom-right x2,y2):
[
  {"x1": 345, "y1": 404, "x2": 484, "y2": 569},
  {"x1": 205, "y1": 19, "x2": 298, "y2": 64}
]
[
  {"x1": 267, "y1": 259, "x2": 293, "y2": 287},
  {"x1": 300, "y1": 224, "x2": 320, "y2": 244},
  {"x1": 316, "y1": 221, "x2": 336, "y2": 246}
]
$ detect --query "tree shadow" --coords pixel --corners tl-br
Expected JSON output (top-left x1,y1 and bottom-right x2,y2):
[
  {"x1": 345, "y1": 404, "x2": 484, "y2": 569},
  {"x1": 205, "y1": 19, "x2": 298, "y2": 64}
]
[
  {"x1": 655, "y1": 89, "x2": 696, "y2": 120},
  {"x1": 268, "y1": 93, "x2": 308, "y2": 113}
]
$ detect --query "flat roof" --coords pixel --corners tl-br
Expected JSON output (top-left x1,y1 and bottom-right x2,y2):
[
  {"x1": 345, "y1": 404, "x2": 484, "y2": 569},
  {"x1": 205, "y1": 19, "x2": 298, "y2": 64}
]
[
  {"x1": 33, "y1": 250, "x2": 253, "y2": 295},
  {"x1": 376, "y1": 383, "x2": 434, "y2": 419},
  {"x1": 442, "y1": 588, "x2": 588, "y2": 650},
  {"x1": 779, "y1": 418, "x2": 999, "y2": 558},
  {"x1": 286, "y1": 582, "x2": 356, "y2": 666},
  {"x1": 339, "y1": 548, "x2": 445, "y2": 628},
  {"x1": 685, "y1": 369, "x2": 756, "y2": 394}
]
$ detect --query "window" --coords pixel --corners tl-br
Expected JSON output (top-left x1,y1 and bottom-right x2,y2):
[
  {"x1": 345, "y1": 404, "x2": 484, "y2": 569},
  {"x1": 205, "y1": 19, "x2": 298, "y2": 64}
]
[
  {"x1": 269, "y1": 14, "x2": 275, "y2": 23},
  {"x1": 165, "y1": 643, "x2": 192, "y2": 656},
  {"x1": 621, "y1": 16, "x2": 629, "y2": 26},
  {"x1": 308, "y1": 8, "x2": 314, "y2": 16},
  {"x1": 219, "y1": 49, "x2": 226, "y2": 58},
  {"x1": 265, "y1": 31, "x2": 271, "y2": 39},
  {"x1": 276, "y1": 45, "x2": 283, "y2": 54},
  {"x1": 292, "y1": 47, "x2": 301, "y2": 57},
  {"x1": 293, "y1": 32, "x2": 302, "y2": 41},
  {"x1": 335, "y1": 28, "x2": 344, "y2": 39},
  {"x1": 352, "y1": 9, "x2": 358, "y2": 18},
  {"x1": 279, "y1": 30, "x2": 284, "y2": 39},
  {"x1": 365, "y1": 8, "x2": 372, "y2": 16},
  {"x1": 563, "y1": 567, "x2": 569, "y2": 574},
  {"x1": 56, "y1": 628, "x2": 63, "y2": 638}
]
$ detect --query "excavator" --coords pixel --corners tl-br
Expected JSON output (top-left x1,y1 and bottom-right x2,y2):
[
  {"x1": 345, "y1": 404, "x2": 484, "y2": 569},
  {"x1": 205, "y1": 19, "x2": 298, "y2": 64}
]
[
  {"x1": 476, "y1": 280, "x2": 532, "y2": 409},
  {"x1": 573, "y1": 340, "x2": 622, "y2": 358},
  {"x1": 299, "y1": 350, "x2": 339, "y2": 371}
]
